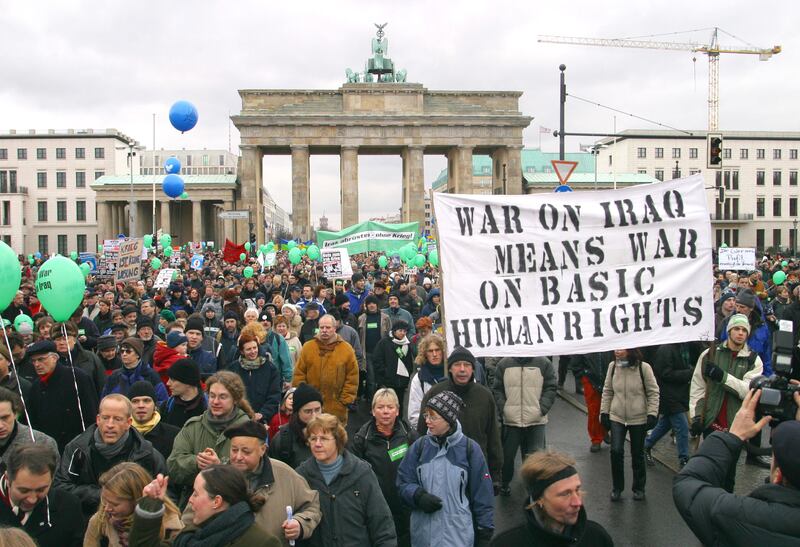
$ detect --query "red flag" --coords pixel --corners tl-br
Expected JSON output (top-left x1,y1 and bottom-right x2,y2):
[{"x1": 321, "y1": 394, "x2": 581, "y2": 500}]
[{"x1": 223, "y1": 239, "x2": 246, "y2": 264}]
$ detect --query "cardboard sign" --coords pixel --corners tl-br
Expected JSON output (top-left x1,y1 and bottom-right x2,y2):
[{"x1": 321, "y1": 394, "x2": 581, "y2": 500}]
[
  {"x1": 115, "y1": 238, "x2": 143, "y2": 284},
  {"x1": 154, "y1": 268, "x2": 177, "y2": 289},
  {"x1": 322, "y1": 248, "x2": 354, "y2": 279}
]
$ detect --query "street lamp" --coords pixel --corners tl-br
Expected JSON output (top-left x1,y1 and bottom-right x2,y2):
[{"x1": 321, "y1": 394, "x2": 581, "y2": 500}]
[
  {"x1": 590, "y1": 145, "x2": 605, "y2": 190},
  {"x1": 116, "y1": 141, "x2": 138, "y2": 236}
]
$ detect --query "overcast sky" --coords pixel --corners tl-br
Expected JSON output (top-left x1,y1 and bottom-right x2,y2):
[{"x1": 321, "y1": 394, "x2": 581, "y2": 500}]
[{"x1": 2, "y1": 1, "x2": 797, "y2": 230}]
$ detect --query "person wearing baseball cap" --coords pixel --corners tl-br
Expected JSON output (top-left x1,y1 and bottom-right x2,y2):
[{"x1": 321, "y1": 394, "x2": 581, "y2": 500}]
[
  {"x1": 159, "y1": 358, "x2": 207, "y2": 429},
  {"x1": 398, "y1": 390, "x2": 494, "y2": 547}
]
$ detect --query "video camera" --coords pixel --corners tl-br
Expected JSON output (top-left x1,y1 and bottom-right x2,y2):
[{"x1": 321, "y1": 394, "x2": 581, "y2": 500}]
[{"x1": 749, "y1": 321, "x2": 799, "y2": 424}]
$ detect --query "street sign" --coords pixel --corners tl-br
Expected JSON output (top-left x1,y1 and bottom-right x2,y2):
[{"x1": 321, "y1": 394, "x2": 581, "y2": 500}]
[
  {"x1": 554, "y1": 184, "x2": 573, "y2": 193},
  {"x1": 218, "y1": 210, "x2": 250, "y2": 220},
  {"x1": 551, "y1": 160, "x2": 579, "y2": 185}
]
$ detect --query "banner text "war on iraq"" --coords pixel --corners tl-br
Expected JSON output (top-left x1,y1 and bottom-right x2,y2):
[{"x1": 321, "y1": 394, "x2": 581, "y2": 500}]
[{"x1": 433, "y1": 175, "x2": 714, "y2": 357}]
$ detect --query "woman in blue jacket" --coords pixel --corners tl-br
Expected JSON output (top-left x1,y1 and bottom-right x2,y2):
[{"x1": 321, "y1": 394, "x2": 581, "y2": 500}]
[{"x1": 227, "y1": 333, "x2": 281, "y2": 424}]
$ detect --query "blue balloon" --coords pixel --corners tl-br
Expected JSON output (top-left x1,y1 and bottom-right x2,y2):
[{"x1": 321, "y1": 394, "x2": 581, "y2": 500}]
[
  {"x1": 34, "y1": 252, "x2": 42, "y2": 259},
  {"x1": 168, "y1": 100, "x2": 199, "y2": 133},
  {"x1": 164, "y1": 156, "x2": 181, "y2": 174},
  {"x1": 162, "y1": 174, "x2": 185, "y2": 199}
]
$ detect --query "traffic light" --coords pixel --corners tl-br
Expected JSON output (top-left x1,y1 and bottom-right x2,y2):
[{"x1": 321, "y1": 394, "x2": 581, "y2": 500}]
[{"x1": 707, "y1": 133, "x2": 723, "y2": 169}]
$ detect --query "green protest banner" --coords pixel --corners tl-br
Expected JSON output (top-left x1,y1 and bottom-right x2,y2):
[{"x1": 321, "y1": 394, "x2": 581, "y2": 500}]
[{"x1": 317, "y1": 220, "x2": 419, "y2": 255}]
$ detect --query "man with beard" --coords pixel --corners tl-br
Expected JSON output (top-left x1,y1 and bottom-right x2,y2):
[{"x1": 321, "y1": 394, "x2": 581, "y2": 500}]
[{"x1": 136, "y1": 316, "x2": 160, "y2": 366}]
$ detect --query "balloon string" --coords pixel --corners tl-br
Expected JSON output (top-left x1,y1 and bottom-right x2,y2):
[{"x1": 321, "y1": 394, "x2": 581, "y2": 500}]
[
  {"x1": 0, "y1": 323, "x2": 35, "y2": 442},
  {"x1": 62, "y1": 323, "x2": 86, "y2": 432}
]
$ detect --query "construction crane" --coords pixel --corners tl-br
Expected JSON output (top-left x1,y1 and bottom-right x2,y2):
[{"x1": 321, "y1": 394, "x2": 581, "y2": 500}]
[{"x1": 538, "y1": 28, "x2": 781, "y2": 131}]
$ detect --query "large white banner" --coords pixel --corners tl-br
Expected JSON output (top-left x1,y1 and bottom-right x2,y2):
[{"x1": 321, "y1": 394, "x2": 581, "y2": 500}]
[{"x1": 433, "y1": 175, "x2": 714, "y2": 357}]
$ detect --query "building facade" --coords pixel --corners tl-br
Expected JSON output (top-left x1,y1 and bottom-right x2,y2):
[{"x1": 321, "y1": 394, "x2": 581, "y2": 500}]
[
  {"x1": 0, "y1": 128, "x2": 139, "y2": 255},
  {"x1": 139, "y1": 149, "x2": 237, "y2": 176},
  {"x1": 595, "y1": 130, "x2": 800, "y2": 252}
]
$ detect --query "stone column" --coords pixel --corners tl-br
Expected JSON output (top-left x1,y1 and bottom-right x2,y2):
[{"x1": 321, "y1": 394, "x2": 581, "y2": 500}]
[
  {"x1": 340, "y1": 146, "x2": 359, "y2": 229},
  {"x1": 96, "y1": 201, "x2": 111, "y2": 241},
  {"x1": 491, "y1": 147, "x2": 509, "y2": 194},
  {"x1": 160, "y1": 201, "x2": 171, "y2": 235},
  {"x1": 507, "y1": 145, "x2": 524, "y2": 195},
  {"x1": 192, "y1": 200, "x2": 203, "y2": 243},
  {"x1": 109, "y1": 203, "x2": 119, "y2": 237},
  {"x1": 222, "y1": 200, "x2": 234, "y2": 243},
  {"x1": 402, "y1": 146, "x2": 425, "y2": 226},
  {"x1": 240, "y1": 146, "x2": 263, "y2": 244},
  {"x1": 291, "y1": 145, "x2": 311, "y2": 240},
  {"x1": 447, "y1": 146, "x2": 474, "y2": 194}
]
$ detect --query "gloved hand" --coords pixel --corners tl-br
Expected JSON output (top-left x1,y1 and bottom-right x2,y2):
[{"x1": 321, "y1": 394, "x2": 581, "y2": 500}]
[
  {"x1": 690, "y1": 416, "x2": 704, "y2": 437},
  {"x1": 600, "y1": 413, "x2": 611, "y2": 431},
  {"x1": 414, "y1": 489, "x2": 443, "y2": 513},
  {"x1": 704, "y1": 363, "x2": 725, "y2": 383},
  {"x1": 646, "y1": 415, "x2": 658, "y2": 430},
  {"x1": 475, "y1": 528, "x2": 493, "y2": 547}
]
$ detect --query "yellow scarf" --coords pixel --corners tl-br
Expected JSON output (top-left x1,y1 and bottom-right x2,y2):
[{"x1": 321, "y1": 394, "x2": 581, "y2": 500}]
[{"x1": 133, "y1": 410, "x2": 161, "y2": 436}]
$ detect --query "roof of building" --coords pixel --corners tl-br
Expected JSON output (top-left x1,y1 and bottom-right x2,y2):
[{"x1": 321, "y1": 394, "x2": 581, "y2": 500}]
[
  {"x1": 597, "y1": 129, "x2": 800, "y2": 145},
  {"x1": 91, "y1": 174, "x2": 238, "y2": 187},
  {"x1": 0, "y1": 128, "x2": 137, "y2": 142}
]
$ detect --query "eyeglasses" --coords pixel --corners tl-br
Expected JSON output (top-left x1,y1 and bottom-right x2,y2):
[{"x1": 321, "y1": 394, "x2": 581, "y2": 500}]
[
  {"x1": 120, "y1": 347, "x2": 135, "y2": 354},
  {"x1": 423, "y1": 413, "x2": 443, "y2": 423},
  {"x1": 308, "y1": 435, "x2": 335, "y2": 443}
]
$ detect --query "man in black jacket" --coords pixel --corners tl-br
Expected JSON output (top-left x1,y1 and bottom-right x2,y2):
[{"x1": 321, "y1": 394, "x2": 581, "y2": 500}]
[
  {"x1": 673, "y1": 388, "x2": 800, "y2": 546},
  {"x1": 0, "y1": 443, "x2": 84, "y2": 546},
  {"x1": 128, "y1": 380, "x2": 179, "y2": 459}
]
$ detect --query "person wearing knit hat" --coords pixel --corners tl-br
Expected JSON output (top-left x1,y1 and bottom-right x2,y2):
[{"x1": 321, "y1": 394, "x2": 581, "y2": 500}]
[
  {"x1": 166, "y1": 330, "x2": 188, "y2": 349},
  {"x1": 128, "y1": 380, "x2": 180, "y2": 459},
  {"x1": 182, "y1": 314, "x2": 217, "y2": 378},
  {"x1": 101, "y1": 337, "x2": 168, "y2": 406},
  {"x1": 397, "y1": 388, "x2": 494, "y2": 547},
  {"x1": 270, "y1": 383, "x2": 322, "y2": 469},
  {"x1": 416, "y1": 345, "x2": 503, "y2": 494},
  {"x1": 674, "y1": 388, "x2": 800, "y2": 545},
  {"x1": 159, "y1": 358, "x2": 207, "y2": 429},
  {"x1": 689, "y1": 310, "x2": 765, "y2": 489}
]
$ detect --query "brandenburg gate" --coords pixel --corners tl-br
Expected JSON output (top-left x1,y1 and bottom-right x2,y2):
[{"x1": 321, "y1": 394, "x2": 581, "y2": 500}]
[{"x1": 232, "y1": 25, "x2": 532, "y2": 242}]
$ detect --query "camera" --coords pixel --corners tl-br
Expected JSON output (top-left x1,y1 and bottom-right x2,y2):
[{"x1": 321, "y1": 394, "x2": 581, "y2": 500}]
[{"x1": 750, "y1": 324, "x2": 798, "y2": 424}]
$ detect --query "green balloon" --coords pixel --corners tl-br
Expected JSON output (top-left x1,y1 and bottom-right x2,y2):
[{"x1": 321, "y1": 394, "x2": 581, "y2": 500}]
[
  {"x1": 287, "y1": 241, "x2": 297, "y2": 250},
  {"x1": 180, "y1": 191, "x2": 189, "y2": 199},
  {"x1": 0, "y1": 242, "x2": 21, "y2": 313},
  {"x1": 150, "y1": 257, "x2": 162, "y2": 270},
  {"x1": 244, "y1": 242, "x2": 251, "y2": 251},
  {"x1": 28, "y1": 257, "x2": 34, "y2": 266},
  {"x1": 307, "y1": 245, "x2": 321, "y2": 261},
  {"x1": 414, "y1": 253, "x2": 426, "y2": 268},
  {"x1": 35, "y1": 255, "x2": 85, "y2": 322},
  {"x1": 243, "y1": 266, "x2": 254, "y2": 278},
  {"x1": 378, "y1": 255, "x2": 388, "y2": 268},
  {"x1": 720, "y1": 243, "x2": 728, "y2": 248},
  {"x1": 288, "y1": 247, "x2": 302, "y2": 264},
  {"x1": 239, "y1": 253, "x2": 246, "y2": 261},
  {"x1": 97, "y1": 244, "x2": 103, "y2": 252},
  {"x1": 402, "y1": 244, "x2": 417, "y2": 261},
  {"x1": 160, "y1": 234, "x2": 172, "y2": 248},
  {"x1": 782, "y1": 260, "x2": 788, "y2": 267},
  {"x1": 259, "y1": 244, "x2": 268, "y2": 255},
  {"x1": 144, "y1": 234, "x2": 153, "y2": 249},
  {"x1": 267, "y1": 242, "x2": 275, "y2": 252},
  {"x1": 429, "y1": 250, "x2": 439, "y2": 266},
  {"x1": 79, "y1": 262, "x2": 91, "y2": 277},
  {"x1": 773, "y1": 271, "x2": 787, "y2": 285},
  {"x1": 70, "y1": 251, "x2": 78, "y2": 260},
  {"x1": 299, "y1": 248, "x2": 307, "y2": 256},
  {"x1": 13, "y1": 314, "x2": 32, "y2": 332},
  {"x1": 163, "y1": 247, "x2": 173, "y2": 258},
  {"x1": 172, "y1": 270, "x2": 180, "y2": 280}
]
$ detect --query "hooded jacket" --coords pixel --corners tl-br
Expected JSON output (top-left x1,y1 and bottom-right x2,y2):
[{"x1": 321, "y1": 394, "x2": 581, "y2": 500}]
[
  {"x1": 420, "y1": 288, "x2": 440, "y2": 317},
  {"x1": 101, "y1": 360, "x2": 169, "y2": 406}
]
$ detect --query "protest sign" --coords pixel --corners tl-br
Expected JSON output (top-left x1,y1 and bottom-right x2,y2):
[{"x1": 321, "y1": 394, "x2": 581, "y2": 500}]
[
  {"x1": 191, "y1": 254, "x2": 204, "y2": 271},
  {"x1": 433, "y1": 174, "x2": 714, "y2": 357},
  {"x1": 322, "y1": 248, "x2": 354, "y2": 279},
  {"x1": 115, "y1": 238, "x2": 143, "y2": 283},
  {"x1": 79, "y1": 252, "x2": 97, "y2": 273},
  {"x1": 97, "y1": 240, "x2": 120, "y2": 280},
  {"x1": 317, "y1": 221, "x2": 419, "y2": 255},
  {"x1": 717, "y1": 247, "x2": 756, "y2": 271},
  {"x1": 154, "y1": 269, "x2": 177, "y2": 289}
]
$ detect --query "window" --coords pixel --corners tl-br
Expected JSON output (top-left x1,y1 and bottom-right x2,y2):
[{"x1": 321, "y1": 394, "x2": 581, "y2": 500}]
[
  {"x1": 732, "y1": 229, "x2": 740, "y2": 247},
  {"x1": 185, "y1": 155, "x2": 192, "y2": 166},
  {"x1": 38, "y1": 235, "x2": 48, "y2": 255},
  {"x1": 791, "y1": 149, "x2": 798, "y2": 160},
  {"x1": 637, "y1": 147, "x2": 646, "y2": 159},
  {"x1": 0, "y1": 149, "x2": 6, "y2": 160},
  {"x1": 774, "y1": 149, "x2": 782, "y2": 160},
  {"x1": 56, "y1": 171, "x2": 66, "y2": 188},
  {"x1": 791, "y1": 197, "x2": 798, "y2": 217},
  {"x1": 655, "y1": 148, "x2": 664, "y2": 159},
  {"x1": 608, "y1": 155, "x2": 612, "y2": 166},
  {"x1": 94, "y1": 147, "x2": 105, "y2": 159},
  {"x1": 75, "y1": 147, "x2": 85, "y2": 159},
  {"x1": 75, "y1": 172, "x2": 86, "y2": 188},
  {"x1": 36, "y1": 148, "x2": 46, "y2": 160},
  {"x1": 756, "y1": 170, "x2": 765, "y2": 185},
  {"x1": 638, "y1": 168, "x2": 647, "y2": 174},
  {"x1": 202, "y1": 154, "x2": 209, "y2": 166},
  {"x1": 757, "y1": 148, "x2": 765, "y2": 159},
  {"x1": 76, "y1": 200, "x2": 86, "y2": 221},
  {"x1": 94, "y1": 170, "x2": 104, "y2": 180},
  {"x1": 774, "y1": 170, "x2": 782, "y2": 185},
  {"x1": 689, "y1": 168, "x2": 701, "y2": 175},
  {"x1": 481, "y1": 166, "x2": 490, "y2": 175},
  {"x1": 57, "y1": 235, "x2": 67, "y2": 256},
  {"x1": 791, "y1": 171, "x2": 798, "y2": 186},
  {"x1": 756, "y1": 229, "x2": 765, "y2": 250},
  {"x1": 37, "y1": 201, "x2": 47, "y2": 222},
  {"x1": 774, "y1": 229, "x2": 782, "y2": 248},
  {"x1": 672, "y1": 148, "x2": 681, "y2": 159},
  {"x1": 723, "y1": 148, "x2": 732, "y2": 159},
  {"x1": 219, "y1": 154, "x2": 225, "y2": 166},
  {"x1": 655, "y1": 169, "x2": 664, "y2": 181},
  {"x1": 8, "y1": 171, "x2": 15, "y2": 193},
  {"x1": 740, "y1": 148, "x2": 749, "y2": 160},
  {"x1": 57, "y1": 201, "x2": 67, "y2": 222},
  {"x1": 672, "y1": 167, "x2": 681, "y2": 179},
  {"x1": 756, "y1": 197, "x2": 765, "y2": 217},
  {"x1": 732, "y1": 171, "x2": 739, "y2": 190},
  {"x1": 689, "y1": 148, "x2": 698, "y2": 159},
  {"x1": 36, "y1": 172, "x2": 47, "y2": 188},
  {"x1": 774, "y1": 197, "x2": 782, "y2": 217},
  {"x1": 17, "y1": 149, "x2": 26, "y2": 160},
  {"x1": 2, "y1": 201, "x2": 9, "y2": 226},
  {"x1": 56, "y1": 147, "x2": 66, "y2": 159},
  {"x1": 76, "y1": 234, "x2": 87, "y2": 253}
]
